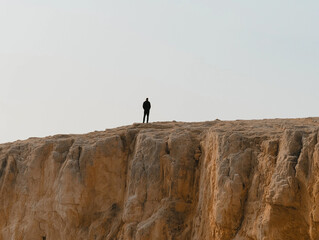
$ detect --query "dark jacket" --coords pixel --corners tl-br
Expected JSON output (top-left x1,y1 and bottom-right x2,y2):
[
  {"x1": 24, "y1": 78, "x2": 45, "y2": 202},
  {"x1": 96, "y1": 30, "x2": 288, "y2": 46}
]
[{"x1": 143, "y1": 101, "x2": 151, "y2": 112}]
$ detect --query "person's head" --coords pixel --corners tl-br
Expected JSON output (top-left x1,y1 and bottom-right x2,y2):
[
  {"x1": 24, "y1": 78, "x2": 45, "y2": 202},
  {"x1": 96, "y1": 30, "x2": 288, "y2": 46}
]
[{"x1": 146, "y1": 98, "x2": 149, "y2": 101}]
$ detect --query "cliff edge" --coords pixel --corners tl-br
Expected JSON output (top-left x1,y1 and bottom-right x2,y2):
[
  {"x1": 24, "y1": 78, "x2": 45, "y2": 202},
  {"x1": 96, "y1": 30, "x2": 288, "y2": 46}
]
[{"x1": 1, "y1": 118, "x2": 319, "y2": 240}]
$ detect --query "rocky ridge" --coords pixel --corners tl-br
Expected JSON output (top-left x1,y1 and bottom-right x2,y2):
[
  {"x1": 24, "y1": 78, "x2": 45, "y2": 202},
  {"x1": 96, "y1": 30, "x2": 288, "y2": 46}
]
[{"x1": 1, "y1": 118, "x2": 319, "y2": 239}]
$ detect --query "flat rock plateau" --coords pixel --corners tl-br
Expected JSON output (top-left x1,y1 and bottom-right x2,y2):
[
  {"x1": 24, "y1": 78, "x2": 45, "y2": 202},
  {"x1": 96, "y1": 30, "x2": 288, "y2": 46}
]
[{"x1": 2, "y1": 118, "x2": 319, "y2": 240}]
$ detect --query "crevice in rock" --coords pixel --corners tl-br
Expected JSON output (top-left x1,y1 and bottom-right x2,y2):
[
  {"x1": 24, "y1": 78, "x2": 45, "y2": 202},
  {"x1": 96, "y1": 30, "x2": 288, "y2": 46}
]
[
  {"x1": 194, "y1": 146, "x2": 201, "y2": 165},
  {"x1": 0, "y1": 157, "x2": 8, "y2": 179},
  {"x1": 165, "y1": 142, "x2": 170, "y2": 155},
  {"x1": 77, "y1": 146, "x2": 82, "y2": 160},
  {"x1": 77, "y1": 146, "x2": 82, "y2": 161},
  {"x1": 120, "y1": 133, "x2": 127, "y2": 151},
  {"x1": 234, "y1": 149, "x2": 256, "y2": 238},
  {"x1": 313, "y1": 131, "x2": 318, "y2": 146},
  {"x1": 293, "y1": 133, "x2": 303, "y2": 160},
  {"x1": 235, "y1": 213, "x2": 245, "y2": 237}
]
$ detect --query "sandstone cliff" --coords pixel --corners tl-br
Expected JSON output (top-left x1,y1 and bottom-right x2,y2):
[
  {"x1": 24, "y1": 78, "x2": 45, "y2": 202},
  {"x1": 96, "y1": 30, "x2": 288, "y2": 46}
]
[{"x1": 1, "y1": 118, "x2": 319, "y2": 240}]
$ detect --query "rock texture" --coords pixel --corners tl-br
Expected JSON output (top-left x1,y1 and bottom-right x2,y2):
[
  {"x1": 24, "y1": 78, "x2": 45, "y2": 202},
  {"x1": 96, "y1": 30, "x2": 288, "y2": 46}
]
[{"x1": 2, "y1": 118, "x2": 319, "y2": 239}]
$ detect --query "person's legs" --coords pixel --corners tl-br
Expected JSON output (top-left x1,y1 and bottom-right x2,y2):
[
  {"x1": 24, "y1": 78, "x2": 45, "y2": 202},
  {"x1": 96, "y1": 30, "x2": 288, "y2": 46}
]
[
  {"x1": 143, "y1": 112, "x2": 146, "y2": 123},
  {"x1": 146, "y1": 111, "x2": 149, "y2": 123}
]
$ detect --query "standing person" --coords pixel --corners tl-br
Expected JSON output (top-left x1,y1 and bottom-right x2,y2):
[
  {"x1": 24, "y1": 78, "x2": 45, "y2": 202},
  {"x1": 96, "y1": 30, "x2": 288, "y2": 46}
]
[{"x1": 143, "y1": 98, "x2": 151, "y2": 123}]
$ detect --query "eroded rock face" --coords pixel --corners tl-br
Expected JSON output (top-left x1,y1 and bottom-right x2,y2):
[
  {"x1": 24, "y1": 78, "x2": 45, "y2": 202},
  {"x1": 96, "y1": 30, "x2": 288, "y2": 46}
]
[{"x1": 1, "y1": 118, "x2": 319, "y2": 239}]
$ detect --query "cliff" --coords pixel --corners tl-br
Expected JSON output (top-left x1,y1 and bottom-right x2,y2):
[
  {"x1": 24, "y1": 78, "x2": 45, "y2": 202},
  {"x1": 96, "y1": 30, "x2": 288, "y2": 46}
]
[{"x1": 1, "y1": 118, "x2": 319, "y2": 240}]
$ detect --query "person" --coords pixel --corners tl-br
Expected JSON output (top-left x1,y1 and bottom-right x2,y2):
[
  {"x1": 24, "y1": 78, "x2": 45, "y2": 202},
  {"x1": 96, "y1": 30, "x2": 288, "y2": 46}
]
[{"x1": 143, "y1": 98, "x2": 151, "y2": 123}]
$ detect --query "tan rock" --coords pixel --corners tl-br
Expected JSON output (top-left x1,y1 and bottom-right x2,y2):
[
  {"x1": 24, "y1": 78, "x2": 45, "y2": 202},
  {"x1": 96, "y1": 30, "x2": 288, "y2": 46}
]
[{"x1": 2, "y1": 118, "x2": 319, "y2": 239}]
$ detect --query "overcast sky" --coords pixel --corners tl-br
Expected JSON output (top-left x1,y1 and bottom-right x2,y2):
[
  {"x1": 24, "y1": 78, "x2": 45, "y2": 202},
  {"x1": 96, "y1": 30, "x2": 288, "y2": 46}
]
[{"x1": 1, "y1": 0, "x2": 318, "y2": 143}]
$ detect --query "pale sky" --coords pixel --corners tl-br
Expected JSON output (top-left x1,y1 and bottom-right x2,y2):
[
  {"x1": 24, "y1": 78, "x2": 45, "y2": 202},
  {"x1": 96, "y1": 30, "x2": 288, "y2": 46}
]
[{"x1": 1, "y1": 0, "x2": 318, "y2": 143}]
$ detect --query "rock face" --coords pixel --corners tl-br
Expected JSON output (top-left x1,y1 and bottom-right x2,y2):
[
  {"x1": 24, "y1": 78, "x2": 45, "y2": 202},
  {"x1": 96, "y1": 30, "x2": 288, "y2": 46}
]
[{"x1": 2, "y1": 118, "x2": 319, "y2": 239}]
